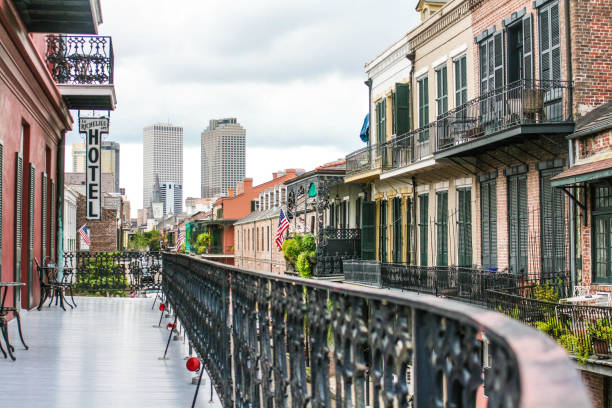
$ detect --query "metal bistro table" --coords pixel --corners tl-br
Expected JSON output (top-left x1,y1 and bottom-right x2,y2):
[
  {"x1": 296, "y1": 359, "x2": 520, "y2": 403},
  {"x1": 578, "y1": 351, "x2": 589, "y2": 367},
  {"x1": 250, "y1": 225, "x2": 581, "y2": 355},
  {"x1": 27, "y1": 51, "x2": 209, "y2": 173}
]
[
  {"x1": 39, "y1": 265, "x2": 76, "y2": 311},
  {"x1": 0, "y1": 282, "x2": 29, "y2": 360}
]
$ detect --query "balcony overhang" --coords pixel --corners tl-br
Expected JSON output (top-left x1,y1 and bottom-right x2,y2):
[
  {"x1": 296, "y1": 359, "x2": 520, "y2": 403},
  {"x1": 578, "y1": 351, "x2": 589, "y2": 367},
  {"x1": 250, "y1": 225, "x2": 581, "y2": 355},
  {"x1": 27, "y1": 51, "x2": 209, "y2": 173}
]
[
  {"x1": 380, "y1": 157, "x2": 436, "y2": 180},
  {"x1": 344, "y1": 168, "x2": 381, "y2": 184},
  {"x1": 434, "y1": 123, "x2": 575, "y2": 159},
  {"x1": 58, "y1": 84, "x2": 116, "y2": 110},
  {"x1": 13, "y1": 0, "x2": 102, "y2": 34}
]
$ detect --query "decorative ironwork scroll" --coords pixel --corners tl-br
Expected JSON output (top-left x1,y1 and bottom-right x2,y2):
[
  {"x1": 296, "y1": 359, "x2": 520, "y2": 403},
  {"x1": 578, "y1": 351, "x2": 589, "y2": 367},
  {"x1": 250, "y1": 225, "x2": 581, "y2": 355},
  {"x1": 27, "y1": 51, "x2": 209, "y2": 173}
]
[
  {"x1": 46, "y1": 35, "x2": 114, "y2": 85},
  {"x1": 162, "y1": 253, "x2": 589, "y2": 408}
]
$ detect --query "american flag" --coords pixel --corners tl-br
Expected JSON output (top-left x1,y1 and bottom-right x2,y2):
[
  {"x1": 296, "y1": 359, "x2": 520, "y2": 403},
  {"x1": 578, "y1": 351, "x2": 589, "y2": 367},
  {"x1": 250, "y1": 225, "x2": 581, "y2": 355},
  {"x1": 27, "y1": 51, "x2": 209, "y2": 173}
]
[
  {"x1": 78, "y1": 224, "x2": 91, "y2": 246},
  {"x1": 176, "y1": 228, "x2": 184, "y2": 252},
  {"x1": 275, "y1": 209, "x2": 290, "y2": 249}
]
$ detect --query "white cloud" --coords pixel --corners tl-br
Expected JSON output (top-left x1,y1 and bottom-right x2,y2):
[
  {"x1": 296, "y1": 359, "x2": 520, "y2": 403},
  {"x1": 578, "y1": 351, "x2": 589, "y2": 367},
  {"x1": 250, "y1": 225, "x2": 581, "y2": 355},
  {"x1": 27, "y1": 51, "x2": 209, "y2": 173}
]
[{"x1": 63, "y1": 1, "x2": 420, "y2": 216}]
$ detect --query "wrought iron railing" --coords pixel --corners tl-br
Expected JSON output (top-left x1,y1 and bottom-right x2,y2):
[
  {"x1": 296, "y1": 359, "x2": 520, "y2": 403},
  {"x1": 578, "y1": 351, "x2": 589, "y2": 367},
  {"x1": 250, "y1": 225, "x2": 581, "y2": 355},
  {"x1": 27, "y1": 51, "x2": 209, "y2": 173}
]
[
  {"x1": 375, "y1": 80, "x2": 573, "y2": 172},
  {"x1": 436, "y1": 79, "x2": 573, "y2": 151},
  {"x1": 46, "y1": 35, "x2": 114, "y2": 85},
  {"x1": 345, "y1": 145, "x2": 383, "y2": 177},
  {"x1": 344, "y1": 261, "x2": 570, "y2": 304},
  {"x1": 162, "y1": 253, "x2": 589, "y2": 407},
  {"x1": 315, "y1": 227, "x2": 361, "y2": 276},
  {"x1": 62, "y1": 251, "x2": 161, "y2": 295},
  {"x1": 488, "y1": 285, "x2": 612, "y2": 361}
]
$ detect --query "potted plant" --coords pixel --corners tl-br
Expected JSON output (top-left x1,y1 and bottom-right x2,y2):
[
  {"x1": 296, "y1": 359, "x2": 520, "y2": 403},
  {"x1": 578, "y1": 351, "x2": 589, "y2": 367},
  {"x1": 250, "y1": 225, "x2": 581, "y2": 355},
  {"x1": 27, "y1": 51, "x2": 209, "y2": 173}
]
[{"x1": 588, "y1": 319, "x2": 612, "y2": 359}]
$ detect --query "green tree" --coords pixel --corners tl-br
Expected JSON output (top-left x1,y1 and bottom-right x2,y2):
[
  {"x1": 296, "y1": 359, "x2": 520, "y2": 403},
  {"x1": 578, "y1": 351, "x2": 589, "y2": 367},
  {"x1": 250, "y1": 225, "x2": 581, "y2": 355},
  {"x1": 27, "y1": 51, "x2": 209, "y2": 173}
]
[{"x1": 196, "y1": 232, "x2": 212, "y2": 254}]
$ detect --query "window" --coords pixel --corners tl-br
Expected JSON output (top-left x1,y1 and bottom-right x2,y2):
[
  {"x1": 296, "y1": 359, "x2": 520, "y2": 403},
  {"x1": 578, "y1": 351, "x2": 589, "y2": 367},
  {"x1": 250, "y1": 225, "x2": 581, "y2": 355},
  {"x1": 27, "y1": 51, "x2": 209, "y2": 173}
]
[
  {"x1": 435, "y1": 66, "x2": 448, "y2": 117},
  {"x1": 419, "y1": 194, "x2": 429, "y2": 266},
  {"x1": 479, "y1": 32, "x2": 503, "y2": 95},
  {"x1": 454, "y1": 55, "x2": 468, "y2": 107},
  {"x1": 457, "y1": 188, "x2": 472, "y2": 267},
  {"x1": 541, "y1": 168, "x2": 565, "y2": 272},
  {"x1": 376, "y1": 98, "x2": 386, "y2": 145},
  {"x1": 508, "y1": 173, "x2": 528, "y2": 274},
  {"x1": 436, "y1": 191, "x2": 448, "y2": 266},
  {"x1": 593, "y1": 185, "x2": 612, "y2": 283},
  {"x1": 392, "y1": 196, "x2": 402, "y2": 263},
  {"x1": 507, "y1": 14, "x2": 534, "y2": 84},
  {"x1": 481, "y1": 178, "x2": 497, "y2": 269},
  {"x1": 379, "y1": 200, "x2": 388, "y2": 262}
]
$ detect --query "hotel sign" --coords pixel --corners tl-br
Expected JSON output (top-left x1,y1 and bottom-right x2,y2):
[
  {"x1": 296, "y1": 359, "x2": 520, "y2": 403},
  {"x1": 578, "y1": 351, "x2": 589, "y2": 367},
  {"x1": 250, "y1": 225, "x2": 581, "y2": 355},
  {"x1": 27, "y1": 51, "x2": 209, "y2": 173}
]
[{"x1": 79, "y1": 117, "x2": 109, "y2": 220}]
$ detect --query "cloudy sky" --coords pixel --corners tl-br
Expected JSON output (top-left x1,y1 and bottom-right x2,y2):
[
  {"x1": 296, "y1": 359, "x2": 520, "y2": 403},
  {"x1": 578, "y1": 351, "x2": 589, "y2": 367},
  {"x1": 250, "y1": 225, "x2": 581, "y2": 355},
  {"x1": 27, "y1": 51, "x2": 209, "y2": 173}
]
[{"x1": 64, "y1": 1, "x2": 419, "y2": 216}]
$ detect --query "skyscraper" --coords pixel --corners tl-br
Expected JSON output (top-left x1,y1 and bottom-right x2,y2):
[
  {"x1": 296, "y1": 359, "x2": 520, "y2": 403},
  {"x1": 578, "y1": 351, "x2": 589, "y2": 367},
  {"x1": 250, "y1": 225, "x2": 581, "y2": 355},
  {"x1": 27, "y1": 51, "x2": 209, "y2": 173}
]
[
  {"x1": 159, "y1": 183, "x2": 183, "y2": 215},
  {"x1": 143, "y1": 123, "x2": 183, "y2": 211},
  {"x1": 72, "y1": 140, "x2": 120, "y2": 192},
  {"x1": 201, "y1": 118, "x2": 246, "y2": 198}
]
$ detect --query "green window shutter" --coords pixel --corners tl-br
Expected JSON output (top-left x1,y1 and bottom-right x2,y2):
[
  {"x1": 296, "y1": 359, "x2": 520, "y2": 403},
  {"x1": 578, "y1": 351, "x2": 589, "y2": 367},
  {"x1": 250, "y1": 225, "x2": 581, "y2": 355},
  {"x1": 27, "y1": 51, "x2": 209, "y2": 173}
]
[
  {"x1": 436, "y1": 66, "x2": 448, "y2": 116},
  {"x1": 405, "y1": 197, "x2": 414, "y2": 264},
  {"x1": 481, "y1": 179, "x2": 497, "y2": 269},
  {"x1": 381, "y1": 98, "x2": 386, "y2": 142},
  {"x1": 392, "y1": 197, "x2": 402, "y2": 263},
  {"x1": 41, "y1": 173, "x2": 47, "y2": 260},
  {"x1": 28, "y1": 164, "x2": 35, "y2": 307},
  {"x1": 523, "y1": 14, "x2": 534, "y2": 81},
  {"x1": 14, "y1": 154, "x2": 23, "y2": 307},
  {"x1": 419, "y1": 194, "x2": 429, "y2": 266},
  {"x1": 541, "y1": 168, "x2": 565, "y2": 272},
  {"x1": 539, "y1": 2, "x2": 561, "y2": 82},
  {"x1": 395, "y1": 83, "x2": 411, "y2": 135},
  {"x1": 436, "y1": 191, "x2": 448, "y2": 266},
  {"x1": 379, "y1": 200, "x2": 387, "y2": 262},
  {"x1": 508, "y1": 174, "x2": 528, "y2": 273},
  {"x1": 391, "y1": 91, "x2": 396, "y2": 135},
  {"x1": 454, "y1": 56, "x2": 468, "y2": 107},
  {"x1": 360, "y1": 201, "x2": 376, "y2": 260},
  {"x1": 458, "y1": 188, "x2": 472, "y2": 267},
  {"x1": 493, "y1": 32, "x2": 504, "y2": 89}
]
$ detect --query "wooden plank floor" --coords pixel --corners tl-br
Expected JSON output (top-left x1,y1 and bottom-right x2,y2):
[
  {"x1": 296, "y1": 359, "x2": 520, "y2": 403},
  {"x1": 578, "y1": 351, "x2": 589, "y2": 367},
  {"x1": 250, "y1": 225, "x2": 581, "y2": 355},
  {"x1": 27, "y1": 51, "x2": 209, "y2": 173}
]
[{"x1": 0, "y1": 296, "x2": 221, "y2": 408}]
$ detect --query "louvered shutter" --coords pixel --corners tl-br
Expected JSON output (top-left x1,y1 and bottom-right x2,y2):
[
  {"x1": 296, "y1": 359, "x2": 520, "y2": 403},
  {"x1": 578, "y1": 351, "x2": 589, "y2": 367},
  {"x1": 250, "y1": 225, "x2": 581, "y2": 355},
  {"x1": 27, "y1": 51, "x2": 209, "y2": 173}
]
[
  {"x1": 41, "y1": 173, "x2": 47, "y2": 261},
  {"x1": 479, "y1": 42, "x2": 489, "y2": 95},
  {"x1": 14, "y1": 154, "x2": 23, "y2": 307},
  {"x1": 379, "y1": 200, "x2": 387, "y2": 262},
  {"x1": 508, "y1": 174, "x2": 528, "y2": 273},
  {"x1": 406, "y1": 197, "x2": 414, "y2": 264},
  {"x1": 523, "y1": 14, "x2": 534, "y2": 81},
  {"x1": 360, "y1": 201, "x2": 376, "y2": 260},
  {"x1": 436, "y1": 191, "x2": 448, "y2": 266},
  {"x1": 419, "y1": 194, "x2": 429, "y2": 266},
  {"x1": 395, "y1": 83, "x2": 411, "y2": 135},
  {"x1": 381, "y1": 98, "x2": 386, "y2": 142},
  {"x1": 481, "y1": 180, "x2": 497, "y2": 269},
  {"x1": 493, "y1": 33, "x2": 504, "y2": 89},
  {"x1": 392, "y1": 197, "x2": 402, "y2": 263},
  {"x1": 458, "y1": 188, "x2": 472, "y2": 267},
  {"x1": 28, "y1": 164, "x2": 35, "y2": 307},
  {"x1": 541, "y1": 168, "x2": 565, "y2": 272},
  {"x1": 539, "y1": 2, "x2": 561, "y2": 83},
  {"x1": 50, "y1": 179, "x2": 55, "y2": 261}
]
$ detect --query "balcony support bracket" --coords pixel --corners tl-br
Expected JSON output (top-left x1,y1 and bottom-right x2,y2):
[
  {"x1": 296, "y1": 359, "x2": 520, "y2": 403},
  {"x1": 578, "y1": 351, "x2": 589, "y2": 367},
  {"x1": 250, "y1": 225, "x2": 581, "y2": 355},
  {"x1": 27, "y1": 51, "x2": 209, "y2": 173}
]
[
  {"x1": 559, "y1": 186, "x2": 587, "y2": 226},
  {"x1": 448, "y1": 157, "x2": 478, "y2": 175}
]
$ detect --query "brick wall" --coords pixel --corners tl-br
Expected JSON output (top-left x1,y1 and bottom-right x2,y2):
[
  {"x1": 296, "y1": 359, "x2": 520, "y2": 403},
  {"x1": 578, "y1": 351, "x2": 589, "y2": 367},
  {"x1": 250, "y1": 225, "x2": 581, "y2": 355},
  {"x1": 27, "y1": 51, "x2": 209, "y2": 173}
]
[
  {"x1": 570, "y1": 0, "x2": 612, "y2": 116},
  {"x1": 578, "y1": 130, "x2": 612, "y2": 161},
  {"x1": 582, "y1": 371, "x2": 604, "y2": 408},
  {"x1": 76, "y1": 194, "x2": 118, "y2": 252}
]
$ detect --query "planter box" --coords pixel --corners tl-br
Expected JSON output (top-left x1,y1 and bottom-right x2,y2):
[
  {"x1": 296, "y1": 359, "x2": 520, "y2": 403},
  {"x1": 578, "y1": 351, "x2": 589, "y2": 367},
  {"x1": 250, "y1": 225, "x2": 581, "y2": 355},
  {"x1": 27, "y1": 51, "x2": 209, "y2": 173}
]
[{"x1": 592, "y1": 338, "x2": 611, "y2": 359}]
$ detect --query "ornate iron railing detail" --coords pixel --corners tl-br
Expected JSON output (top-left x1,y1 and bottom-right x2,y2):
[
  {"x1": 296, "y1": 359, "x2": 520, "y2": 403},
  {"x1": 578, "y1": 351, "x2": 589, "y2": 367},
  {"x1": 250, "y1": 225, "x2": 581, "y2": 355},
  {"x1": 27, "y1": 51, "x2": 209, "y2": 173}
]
[
  {"x1": 315, "y1": 228, "x2": 361, "y2": 276},
  {"x1": 162, "y1": 253, "x2": 589, "y2": 407},
  {"x1": 344, "y1": 261, "x2": 570, "y2": 304},
  {"x1": 345, "y1": 145, "x2": 383, "y2": 177},
  {"x1": 62, "y1": 251, "x2": 161, "y2": 294},
  {"x1": 46, "y1": 35, "x2": 114, "y2": 85},
  {"x1": 375, "y1": 79, "x2": 573, "y2": 172}
]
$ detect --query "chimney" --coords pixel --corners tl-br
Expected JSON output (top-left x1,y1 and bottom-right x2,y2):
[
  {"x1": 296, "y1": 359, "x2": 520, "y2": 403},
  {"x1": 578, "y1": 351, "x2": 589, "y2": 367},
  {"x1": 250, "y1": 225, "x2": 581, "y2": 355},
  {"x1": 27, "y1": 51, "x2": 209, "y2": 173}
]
[
  {"x1": 236, "y1": 181, "x2": 244, "y2": 195},
  {"x1": 228, "y1": 188, "x2": 234, "y2": 197},
  {"x1": 243, "y1": 178, "x2": 253, "y2": 192},
  {"x1": 272, "y1": 172, "x2": 278, "y2": 179}
]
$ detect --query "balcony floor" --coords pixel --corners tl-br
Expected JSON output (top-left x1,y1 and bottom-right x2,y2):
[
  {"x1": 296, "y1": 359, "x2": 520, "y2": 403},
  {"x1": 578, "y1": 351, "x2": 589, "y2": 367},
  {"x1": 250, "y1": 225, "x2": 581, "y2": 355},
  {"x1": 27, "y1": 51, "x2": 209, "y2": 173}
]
[{"x1": 0, "y1": 296, "x2": 220, "y2": 408}]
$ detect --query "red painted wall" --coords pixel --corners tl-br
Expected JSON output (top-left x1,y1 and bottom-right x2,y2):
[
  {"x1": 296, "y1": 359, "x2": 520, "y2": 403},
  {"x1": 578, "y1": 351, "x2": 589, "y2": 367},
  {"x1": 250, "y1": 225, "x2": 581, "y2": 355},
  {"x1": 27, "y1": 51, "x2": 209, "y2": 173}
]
[{"x1": 0, "y1": 3, "x2": 72, "y2": 312}]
